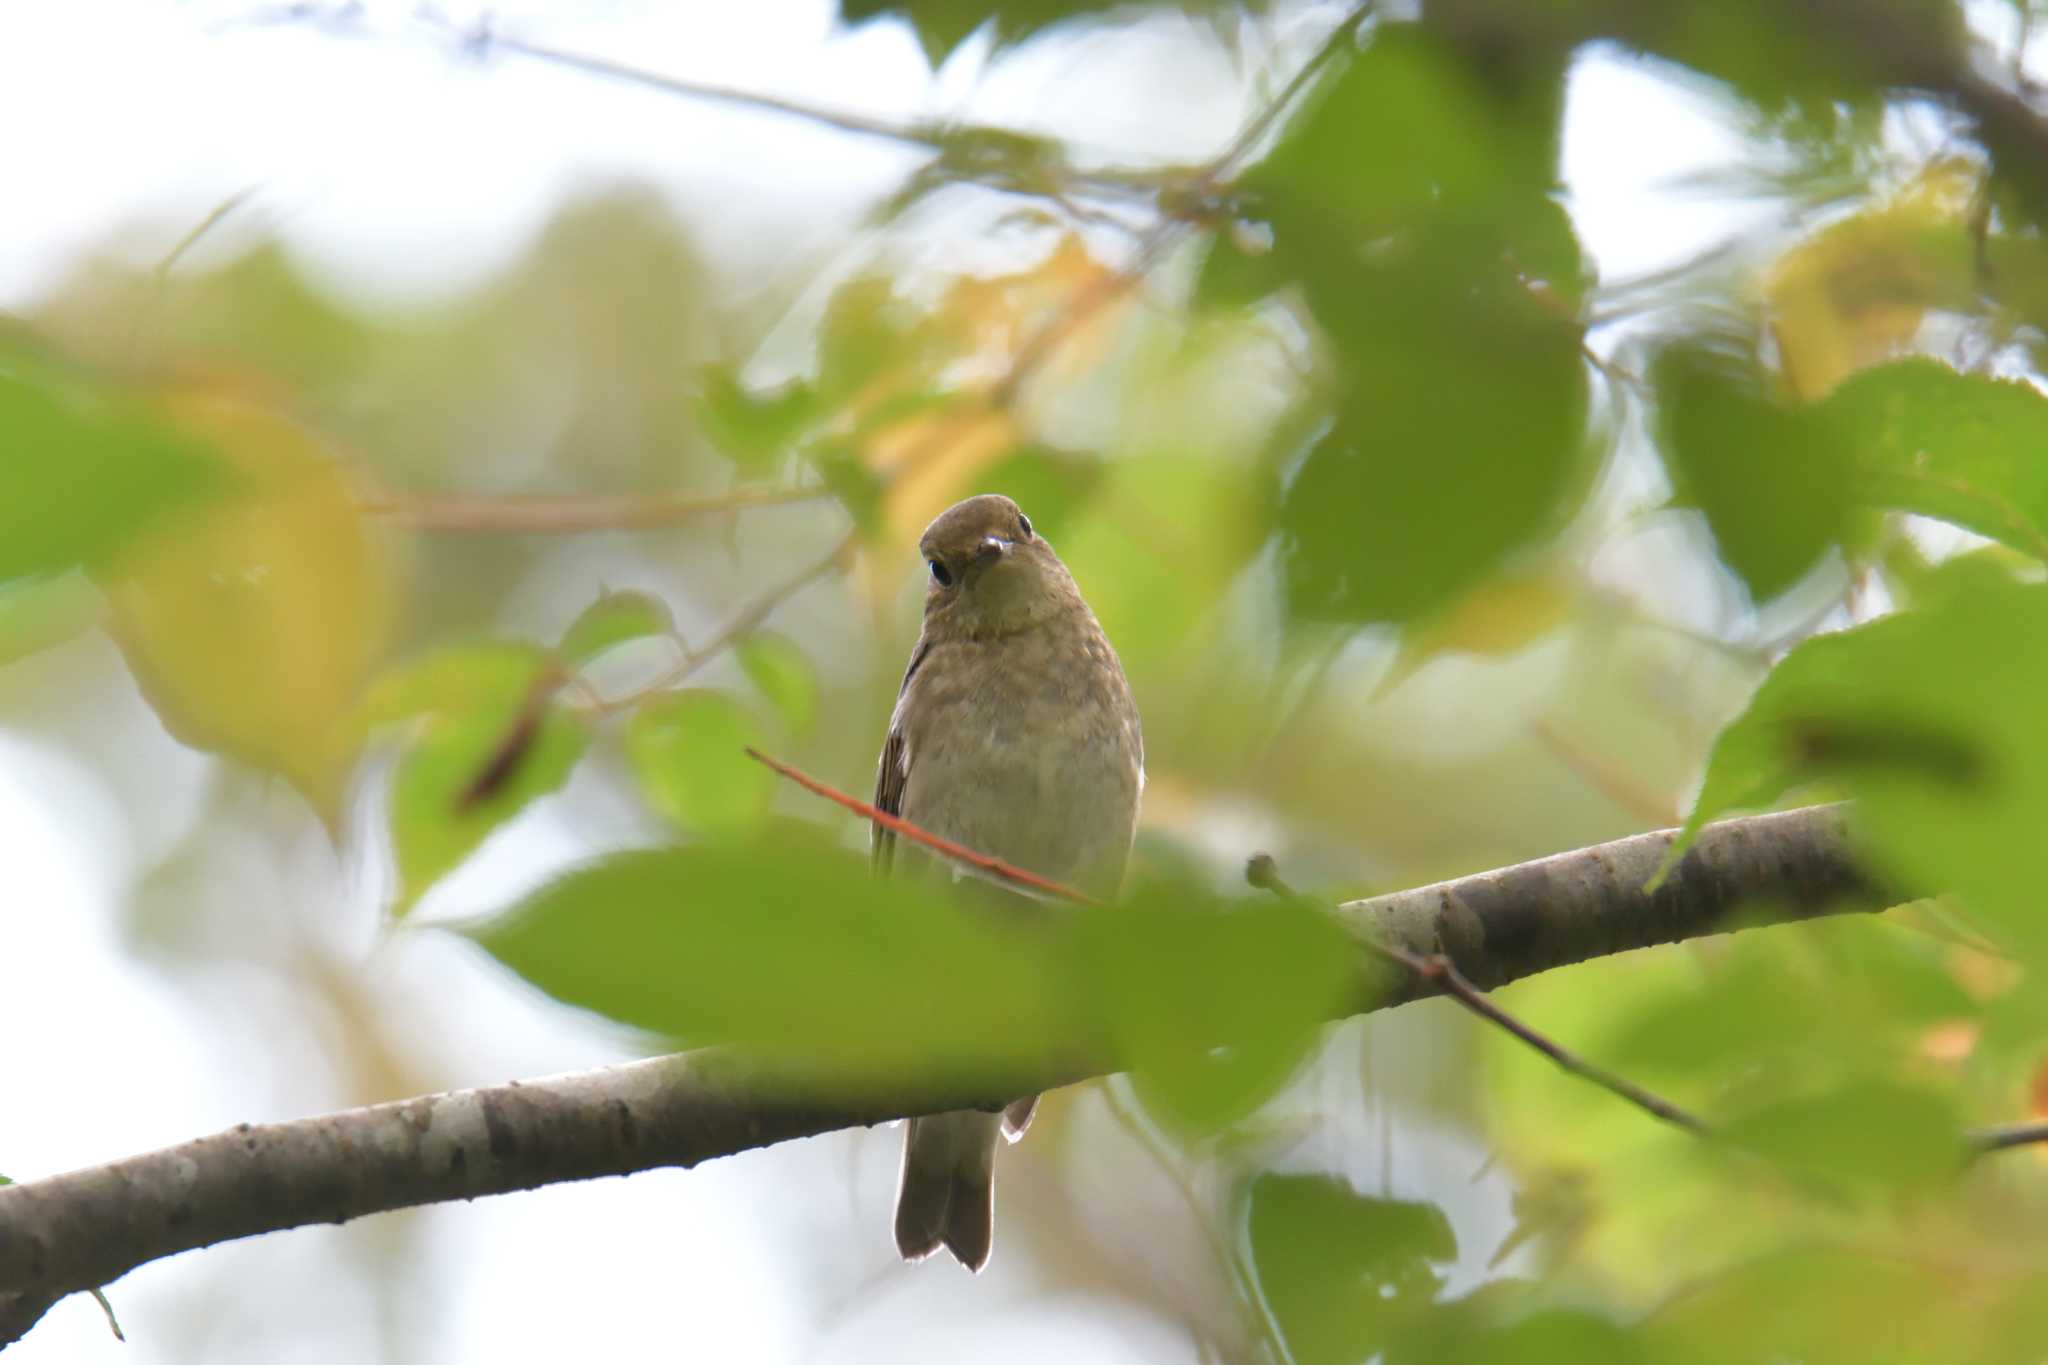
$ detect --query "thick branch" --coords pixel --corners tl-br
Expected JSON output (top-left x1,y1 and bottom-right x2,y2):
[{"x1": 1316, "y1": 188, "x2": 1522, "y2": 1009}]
[{"x1": 0, "y1": 804, "x2": 1887, "y2": 1341}]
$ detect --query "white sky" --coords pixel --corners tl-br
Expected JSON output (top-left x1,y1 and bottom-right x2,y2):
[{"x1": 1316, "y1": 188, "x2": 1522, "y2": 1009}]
[{"x1": 0, "y1": 2, "x2": 1808, "y2": 1361}]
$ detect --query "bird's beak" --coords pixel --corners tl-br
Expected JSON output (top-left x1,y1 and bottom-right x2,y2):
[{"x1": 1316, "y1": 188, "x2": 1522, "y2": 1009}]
[{"x1": 975, "y1": 535, "x2": 1012, "y2": 563}]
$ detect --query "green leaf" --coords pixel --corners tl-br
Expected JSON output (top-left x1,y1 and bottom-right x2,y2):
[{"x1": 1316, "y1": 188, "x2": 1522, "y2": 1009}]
[
  {"x1": 1654, "y1": 342, "x2": 1853, "y2": 600},
  {"x1": 558, "y1": 589, "x2": 674, "y2": 668},
  {"x1": 468, "y1": 847, "x2": 1363, "y2": 1107},
  {"x1": 0, "y1": 570, "x2": 101, "y2": 668},
  {"x1": 625, "y1": 690, "x2": 774, "y2": 839},
  {"x1": 1218, "y1": 27, "x2": 1590, "y2": 625},
  {"x1": 1718, "y1": 1080, "x2": 1960, "y2": 1192},
  {"x1": 1095, "y1": 875, "x2": 1353, "y2": 1135},
  {"x1": 1672, "y1": 583, "x2": 2048, "y2": 948},
  {"x1": 1825, "y1": 358, "x2": 2048, "y2": 560},
  {"x1": 1642, "y1": 1248, "x2": 1983, "y2": 1365},
  {"x1": 1246, "y1": 1173, "x2": 1457, "y2": 1365},
  {"x1": 735, "y1": 632, "x2": 818, "y2": 737},
  {"x1": 368, "y1": 641, "x2": 590, "y2": 911},
  {"x1": 466, "y1": 839, "x2": 1073, "y2": 1085},
  {"x1": 697, "y1": 368, "x2": 820, "y2": 474},
  {"x1": 0, "y1": 352, "x2": 227, "y2": 583}
]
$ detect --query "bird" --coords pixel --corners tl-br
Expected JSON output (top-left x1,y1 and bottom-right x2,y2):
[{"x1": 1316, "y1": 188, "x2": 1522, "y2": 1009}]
[{"x1": 873, "y1": 492, "x2": 1144, "y2": 1272}]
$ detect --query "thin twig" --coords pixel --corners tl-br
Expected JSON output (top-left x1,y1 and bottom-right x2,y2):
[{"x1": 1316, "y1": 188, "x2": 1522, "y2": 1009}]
[
  {"x1": 745, "y1": 747, "x2": 1097, "y2": 904},
  {"x1": 601, "y1": 531, "x2": 856, "y2": 711},
  {"x1": 1097, "y1": 1081, "x2": 1290, "y2": 1365},
  {"x1": 1966, "y1": 1119, "x2": 2048, "y2": 1154},
  {"x1": 360, "y1": 482, "x2": 826, "y2": 532},
  {"x1": 1202, "y1": 2, "x2": 1373, "y2": 187},
  {"x1": 1246, "y1": 854, "x2": 1709, "y2": 1135},
  {"x1": 428, "y1": 18, "x2": 1167, "y2": 203}
]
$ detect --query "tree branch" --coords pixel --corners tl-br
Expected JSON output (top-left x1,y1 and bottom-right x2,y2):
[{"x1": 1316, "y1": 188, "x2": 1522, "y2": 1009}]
[{"x1": 0, "y1": 803, "x2": 1903, "y2": 1345}]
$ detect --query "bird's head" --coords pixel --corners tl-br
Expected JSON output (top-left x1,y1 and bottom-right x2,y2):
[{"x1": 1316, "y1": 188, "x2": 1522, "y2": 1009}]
[{"x1": 917, "y1": 493, "x2": 1078, "y2": 637}]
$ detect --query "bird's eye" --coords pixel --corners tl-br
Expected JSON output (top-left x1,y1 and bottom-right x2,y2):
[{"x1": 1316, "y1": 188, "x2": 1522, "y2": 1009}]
[
  {"x1": 928, "y1": 558, "x2": 953, "y2": 587},
  {"x1": 1017, "y1": 514, "x2": 1033, "y2": 539}
]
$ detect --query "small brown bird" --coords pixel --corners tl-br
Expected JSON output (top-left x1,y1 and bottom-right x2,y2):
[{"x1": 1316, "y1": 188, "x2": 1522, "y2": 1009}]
[{"x1": 874, "y1": 493, "x2": 1143, "y2": 1272}]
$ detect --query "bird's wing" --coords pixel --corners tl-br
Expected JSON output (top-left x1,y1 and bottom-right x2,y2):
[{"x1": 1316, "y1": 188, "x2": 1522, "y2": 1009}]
[{"x1": 872, "y1": 636, "x2": 931, "y2": 875}]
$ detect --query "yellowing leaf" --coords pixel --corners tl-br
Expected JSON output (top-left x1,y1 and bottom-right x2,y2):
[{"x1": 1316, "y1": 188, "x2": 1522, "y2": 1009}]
[
  {"x1": 99, "y1": 386, "x2": 397, "y2": 819},
  {"x1": 1764, "y1": 159, "x2": 1982, "y2": 400},
  {"x1": 842, "y1": 235, "x2": 1131, "y2": 604},
  {"x1": 856, "y1": 405, "x2": 1021, "y2": 604},
  {"x1": 1378, "y1": 568, "x2": 1578, "y2": 695}
]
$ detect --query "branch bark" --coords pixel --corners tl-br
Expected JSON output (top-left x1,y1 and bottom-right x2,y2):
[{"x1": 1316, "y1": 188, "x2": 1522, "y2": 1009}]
[{"x1": 0, "y1": 804, "x2": 1884, "y2": 1346}]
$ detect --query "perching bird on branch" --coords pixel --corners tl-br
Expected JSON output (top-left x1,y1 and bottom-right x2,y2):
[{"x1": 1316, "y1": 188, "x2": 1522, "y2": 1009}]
[{"x1": 873, "y1": 493, "x2": 1144, "y2": 1271}]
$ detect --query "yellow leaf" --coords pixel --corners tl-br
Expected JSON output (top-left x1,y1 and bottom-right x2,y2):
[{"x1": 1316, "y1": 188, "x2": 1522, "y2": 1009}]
[
  {"x1": 100, "y1": 385, "x2": 398, "y2": 821},
  {"x1": 1376, "y1": 568, "x2": 1577, "y2": 696},
  {"x1": 853, "y1": 235, "x2": 1129, "y2": 604},
  {"x1": 1764, "y1": 158, "x2": 1982, "y2": 400}
]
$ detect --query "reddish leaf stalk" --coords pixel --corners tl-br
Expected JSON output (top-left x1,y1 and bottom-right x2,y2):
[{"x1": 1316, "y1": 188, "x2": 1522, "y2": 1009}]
[{"x1": 744, "y1": 747, "x2": 1099, "y2": 905}]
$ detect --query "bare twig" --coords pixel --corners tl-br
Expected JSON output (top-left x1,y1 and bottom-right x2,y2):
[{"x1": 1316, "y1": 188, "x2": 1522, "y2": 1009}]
[
  {"x1": 361, "y1": 483, "x2": 828, "y2": 532},
  {"x1": 1246, "y1": 853, "x2": 1710, "y2": 1135},
  {"x1": 745, "y1": 747, "x2": 1097, "y2": 904},
  {"x1": 1967, "y1": 1119, "x2": 2048, "y2": 1154},
  {"x1": 599, "y1": 531, "x2": 857, "y2": 712}
]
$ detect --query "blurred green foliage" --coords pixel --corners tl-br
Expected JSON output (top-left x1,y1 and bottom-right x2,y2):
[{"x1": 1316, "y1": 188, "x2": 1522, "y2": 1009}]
[{"x1": 17, "y1": 0, "x2": 2048, "y2": 1357}]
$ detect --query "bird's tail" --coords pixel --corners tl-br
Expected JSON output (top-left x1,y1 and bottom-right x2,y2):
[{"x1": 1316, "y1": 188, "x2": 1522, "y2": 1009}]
[{"x1": 894, "y1": 1109, "x2": 1001, "y2": 1272}]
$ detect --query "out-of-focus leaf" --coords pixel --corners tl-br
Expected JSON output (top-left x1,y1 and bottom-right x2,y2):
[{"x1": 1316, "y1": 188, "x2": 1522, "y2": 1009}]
[
  {"x1": 1825, "y1": 358, "x2": 2048, "y2": 560},
  {"x1": 1642, "y1": 1248, "x2": 1981, "y2": 1365},
  {"x1": 0, "y1": 352, "x2": 228, "y2": 582},
  {"x1": 1056, "y1": 453, "x2": 1267, "y2": 667},
  {"x1": 367, "y1": 641, "x2": 587, "y2": 912},
  {"x1": 1654, "y1": 342, "x2": 1853, "y2": 601},
  {"x1": 1387, "y1": 1294, "x2": 1643, "y2": 1365},
  {"x1": 471, "y1": 847, "x2": 1361, "y2": 1099},
  {"x1": 558, "y1": 588, "x2": 674, "y2": 668},
  {"x1": 625, "y1": 690, "x2": 773, "y2": 839},
  {"x1": 1882, "y1": 540, "x2": 2035, "y2": 609},
  {"x1": 98, "y1": 386, "x2": 396, "y2": 820},
  {"x1": 1718, "y1": 1080, "x2": 1959, "y2": 1191},
  {"x1": 466, "y1": 839, "x2": 1073, "y2": 1084},
  {"x1": 1379, "y1": 568, "x2": 1578, "y2": 694},
  {"x1": 735, "y1": 633, "x2": 818, "y2": 737},
  {"x1": 816, "y1": 275, "x2": 924, "y2": 406},
  {"x1": 1246, "y1": 1173, "x2": 1455, "y2": 1365},
  {"x1": 0, "y1": 571, "x2": 101, "y2": 668},
  {"x1": 1093, "y1": 875, "x2": 1352, "y2": 1135},
  {"x1": 1211, "y1": 27, "x2": 1589, "y2": 625},
  {"x1": 697, "y1": 368, "x2": 820, "y2": 473},
  {"x1": 1766, "y1": 159, "x2": 1981, "y2": 399},
  {"x1": 838, "y1": 0, "x2": 1133, "y2": 66},
  {"x1": 1672, "y1": 584, "x2": 2048, "y2": 951}
]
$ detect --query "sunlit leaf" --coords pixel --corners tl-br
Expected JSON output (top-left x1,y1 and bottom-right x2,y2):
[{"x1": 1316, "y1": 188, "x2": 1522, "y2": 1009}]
[
  {"x1": 98, "y1": 386, "x2": 396, "y2": 819},
  {"x1": 1825, "y1": 358, "x2": 2048, "y2": 560},
  {"x1": 625, "y1": 690, "x2": 773, "y2": 839},
  {"x1": 368, "y1": 641, "x2": 587, "y2": 912},
  {"x1": 558, "y1": 588, "x2": 674, "y2": 668},
  {"x1": 1766, "y1": 160, "x2": 1981, "y2": 400},
  {"x1": 1654, "y1": 342, "x2": 1854, "y2": 601},
  {"x1": 735, "y1": 632, "x2": 818, "y2": 737}
]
